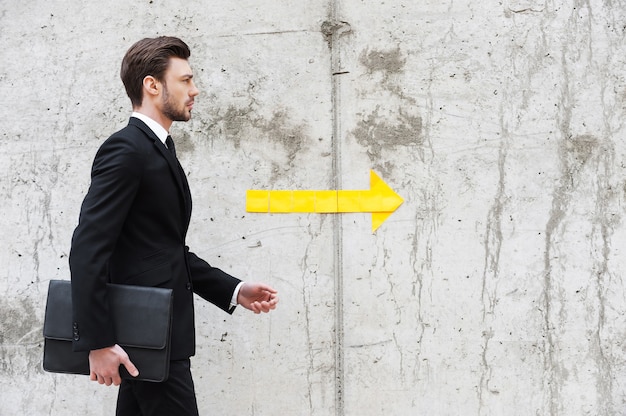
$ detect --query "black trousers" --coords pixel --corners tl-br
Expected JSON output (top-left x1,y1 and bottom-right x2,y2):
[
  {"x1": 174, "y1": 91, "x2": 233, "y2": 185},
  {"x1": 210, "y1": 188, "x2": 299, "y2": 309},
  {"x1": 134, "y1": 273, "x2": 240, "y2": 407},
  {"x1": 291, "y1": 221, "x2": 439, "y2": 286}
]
[{"x1": 116, "y1": 359, "x2": 199, "y2": 416}]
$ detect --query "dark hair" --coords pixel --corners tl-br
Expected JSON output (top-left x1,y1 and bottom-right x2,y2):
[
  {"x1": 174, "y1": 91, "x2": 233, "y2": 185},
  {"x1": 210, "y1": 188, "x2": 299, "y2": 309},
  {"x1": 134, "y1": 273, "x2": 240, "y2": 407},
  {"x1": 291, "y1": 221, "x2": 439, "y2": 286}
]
[{"x1": 120, "y1": 36, "x2": 191, "y2": 107}]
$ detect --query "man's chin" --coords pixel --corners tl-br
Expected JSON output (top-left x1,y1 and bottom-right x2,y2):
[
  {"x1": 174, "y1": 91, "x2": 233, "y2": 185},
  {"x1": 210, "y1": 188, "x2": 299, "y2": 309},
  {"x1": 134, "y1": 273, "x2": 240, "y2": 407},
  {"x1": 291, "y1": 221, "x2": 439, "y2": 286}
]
[{"x1": 173, "y1": 113, "x2": 192, "y2": 122}]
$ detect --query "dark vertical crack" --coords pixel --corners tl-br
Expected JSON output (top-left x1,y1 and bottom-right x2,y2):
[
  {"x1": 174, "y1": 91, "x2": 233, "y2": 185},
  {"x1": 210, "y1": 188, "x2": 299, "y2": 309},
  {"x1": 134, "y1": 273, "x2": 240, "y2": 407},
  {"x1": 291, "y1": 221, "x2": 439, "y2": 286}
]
[{"x1": 322, "y1": 6, "x2": 351, "y2": 415}]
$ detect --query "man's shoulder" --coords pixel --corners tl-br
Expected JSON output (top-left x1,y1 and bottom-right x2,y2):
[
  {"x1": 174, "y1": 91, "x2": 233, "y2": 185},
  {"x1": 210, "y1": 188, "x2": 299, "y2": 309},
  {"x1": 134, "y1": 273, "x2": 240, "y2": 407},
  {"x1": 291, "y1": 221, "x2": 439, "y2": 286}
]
[
  {"x1": 101, "y1": 120, "x2": 155, "y2": 150},
  {"x1": 111, "y1": 118, "x2": 154, "y2": 140},
  {"x1": 92, "y1": 122, "x2": 157, "y2": 165}
]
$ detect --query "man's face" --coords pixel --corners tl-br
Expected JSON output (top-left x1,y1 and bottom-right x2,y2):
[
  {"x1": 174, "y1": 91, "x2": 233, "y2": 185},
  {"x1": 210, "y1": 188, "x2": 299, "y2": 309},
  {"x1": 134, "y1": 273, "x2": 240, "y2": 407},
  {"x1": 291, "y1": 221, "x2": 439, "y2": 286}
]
[{"x1": 160, "y1": 57, "x2": 199, "y2": 122}]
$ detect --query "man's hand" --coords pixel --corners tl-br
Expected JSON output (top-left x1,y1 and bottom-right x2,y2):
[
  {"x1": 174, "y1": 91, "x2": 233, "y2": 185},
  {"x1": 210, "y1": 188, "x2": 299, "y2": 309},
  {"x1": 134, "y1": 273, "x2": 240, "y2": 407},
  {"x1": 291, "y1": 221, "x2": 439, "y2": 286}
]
[
  {"x1": 237, "y1": 282, "x2": 278, "y2": 314},
  {"x1": 88, "y1": 344, "x2": 139, "y2": 386}
]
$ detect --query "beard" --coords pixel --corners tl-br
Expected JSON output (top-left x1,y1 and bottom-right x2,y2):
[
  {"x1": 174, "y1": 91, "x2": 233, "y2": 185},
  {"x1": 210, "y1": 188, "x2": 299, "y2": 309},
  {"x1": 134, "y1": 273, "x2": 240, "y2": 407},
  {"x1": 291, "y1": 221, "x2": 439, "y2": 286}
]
[{"x1": 162, "y1": 84, "x2": 191, "y2": 122}]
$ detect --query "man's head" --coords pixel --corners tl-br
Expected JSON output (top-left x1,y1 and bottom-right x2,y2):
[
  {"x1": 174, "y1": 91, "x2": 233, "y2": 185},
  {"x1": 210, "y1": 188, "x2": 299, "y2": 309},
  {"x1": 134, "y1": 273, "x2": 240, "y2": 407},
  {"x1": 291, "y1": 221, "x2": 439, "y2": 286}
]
[{"x1": 120, "y1": 36, "x2": 193, "y2": 110}]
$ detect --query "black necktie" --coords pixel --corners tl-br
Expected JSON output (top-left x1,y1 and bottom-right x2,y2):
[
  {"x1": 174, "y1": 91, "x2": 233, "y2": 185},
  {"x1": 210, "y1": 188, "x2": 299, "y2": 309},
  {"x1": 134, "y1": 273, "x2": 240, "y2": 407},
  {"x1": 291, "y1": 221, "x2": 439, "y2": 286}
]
[{"x1": 165, "y1": 135, "x2": 176, "y2": 157}]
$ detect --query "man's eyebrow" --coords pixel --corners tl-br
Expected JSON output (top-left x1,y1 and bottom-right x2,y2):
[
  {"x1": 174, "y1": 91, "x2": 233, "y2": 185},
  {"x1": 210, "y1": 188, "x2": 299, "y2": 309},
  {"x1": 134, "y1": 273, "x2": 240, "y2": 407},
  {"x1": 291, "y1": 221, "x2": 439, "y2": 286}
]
[{"x1": 181, "y1": 73, "x2": 194, "y2": 79}]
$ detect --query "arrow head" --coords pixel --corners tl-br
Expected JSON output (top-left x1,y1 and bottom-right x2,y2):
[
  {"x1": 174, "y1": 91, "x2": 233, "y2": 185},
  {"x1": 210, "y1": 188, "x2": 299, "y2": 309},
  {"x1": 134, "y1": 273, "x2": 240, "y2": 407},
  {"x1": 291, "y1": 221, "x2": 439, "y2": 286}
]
[{"x1": 369, "y1": 170, "x2": 403, "y2": 232}]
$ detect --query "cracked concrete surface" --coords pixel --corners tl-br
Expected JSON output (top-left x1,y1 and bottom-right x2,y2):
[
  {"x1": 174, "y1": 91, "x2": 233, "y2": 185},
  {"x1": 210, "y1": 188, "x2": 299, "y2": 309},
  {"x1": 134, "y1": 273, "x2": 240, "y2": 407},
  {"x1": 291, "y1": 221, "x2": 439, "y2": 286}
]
[{"x1": 2, "y1": 0, "x2": 626, "y2": 415}]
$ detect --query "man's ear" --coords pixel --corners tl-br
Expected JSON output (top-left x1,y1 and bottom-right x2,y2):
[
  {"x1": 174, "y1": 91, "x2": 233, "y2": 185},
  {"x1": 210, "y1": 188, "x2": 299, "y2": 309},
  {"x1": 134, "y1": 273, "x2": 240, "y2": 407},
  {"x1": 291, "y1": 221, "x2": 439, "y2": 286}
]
[{"x1": 142, "y1": 75, "x2": 160, "y2": 98}]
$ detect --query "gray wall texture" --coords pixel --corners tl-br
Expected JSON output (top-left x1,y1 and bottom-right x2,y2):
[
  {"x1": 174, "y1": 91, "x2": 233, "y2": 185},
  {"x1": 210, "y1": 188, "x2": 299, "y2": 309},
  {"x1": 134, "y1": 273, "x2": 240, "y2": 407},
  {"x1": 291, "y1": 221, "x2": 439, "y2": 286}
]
[{"x1": 2, "y1": 0, "x2": 626, "y2": 415}]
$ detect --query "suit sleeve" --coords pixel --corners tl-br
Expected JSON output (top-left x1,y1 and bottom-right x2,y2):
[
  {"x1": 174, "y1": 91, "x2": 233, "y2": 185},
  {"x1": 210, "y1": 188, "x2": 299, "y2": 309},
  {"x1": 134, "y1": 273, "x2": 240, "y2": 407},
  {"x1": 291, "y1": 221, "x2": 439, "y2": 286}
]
[
  {"x1": 69, "y1": 136, "x2": 145, "y2": 352},
  {"x1": 186, "y1": 248, "x2": 242, "y2": 314}
]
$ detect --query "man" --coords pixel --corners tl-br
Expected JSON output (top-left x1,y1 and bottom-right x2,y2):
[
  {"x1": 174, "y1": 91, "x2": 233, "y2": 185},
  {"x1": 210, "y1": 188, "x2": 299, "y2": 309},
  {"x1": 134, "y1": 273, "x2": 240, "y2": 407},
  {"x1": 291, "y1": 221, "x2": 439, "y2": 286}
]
[{"x1": 69, "y1": 36, "x2": 278, "y2": 415}]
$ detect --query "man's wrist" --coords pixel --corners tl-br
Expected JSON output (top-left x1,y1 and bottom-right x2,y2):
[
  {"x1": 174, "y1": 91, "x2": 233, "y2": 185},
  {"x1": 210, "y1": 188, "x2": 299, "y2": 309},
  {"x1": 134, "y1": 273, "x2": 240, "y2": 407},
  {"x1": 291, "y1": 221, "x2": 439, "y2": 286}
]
[{"x1": 230, "y1": 282, "x2": 245, "y2": 307}]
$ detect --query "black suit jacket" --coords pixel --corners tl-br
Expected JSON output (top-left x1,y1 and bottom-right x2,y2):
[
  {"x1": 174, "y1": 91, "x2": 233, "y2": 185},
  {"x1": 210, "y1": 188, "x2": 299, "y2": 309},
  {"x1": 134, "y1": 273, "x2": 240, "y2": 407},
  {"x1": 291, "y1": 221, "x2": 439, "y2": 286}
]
[{"x1": 69, "y1": 117, "x2": 240, "y2": 360}]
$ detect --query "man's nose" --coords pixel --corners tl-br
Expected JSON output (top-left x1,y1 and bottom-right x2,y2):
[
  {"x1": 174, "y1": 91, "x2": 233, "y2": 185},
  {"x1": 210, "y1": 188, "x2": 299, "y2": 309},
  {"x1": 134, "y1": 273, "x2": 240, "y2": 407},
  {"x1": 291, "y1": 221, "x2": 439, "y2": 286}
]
[{"x1": 190, "y1": 82, "x2": 199, "y2": 97}]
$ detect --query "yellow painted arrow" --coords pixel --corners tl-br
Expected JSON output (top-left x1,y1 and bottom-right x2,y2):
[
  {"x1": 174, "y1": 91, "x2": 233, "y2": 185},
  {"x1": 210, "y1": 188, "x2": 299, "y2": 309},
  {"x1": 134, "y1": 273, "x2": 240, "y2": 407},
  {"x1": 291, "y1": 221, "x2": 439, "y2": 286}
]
[{"x1": 246, "y1": 170, "x2": 403, "y2": 232}]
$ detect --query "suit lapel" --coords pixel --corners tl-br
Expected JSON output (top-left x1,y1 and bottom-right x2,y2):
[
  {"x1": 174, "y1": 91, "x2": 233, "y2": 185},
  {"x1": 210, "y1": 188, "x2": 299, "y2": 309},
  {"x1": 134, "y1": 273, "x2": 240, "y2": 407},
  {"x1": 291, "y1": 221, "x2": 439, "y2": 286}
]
[
  {"x1": 159, "y1": 143, "x2": 193, "y2": 232},
  {"x1": 129, "y1": 118, "x2": 192, "y2": 231}
]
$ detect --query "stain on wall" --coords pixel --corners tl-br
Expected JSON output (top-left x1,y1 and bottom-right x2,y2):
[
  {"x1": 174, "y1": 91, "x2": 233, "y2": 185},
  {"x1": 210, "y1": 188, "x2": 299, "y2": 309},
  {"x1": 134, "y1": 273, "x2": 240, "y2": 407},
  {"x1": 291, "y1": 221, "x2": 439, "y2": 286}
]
[
  {"x1": 351, "y1": 47, "x2": 426, "y2": 174},
  {"x1": 207, "y1": 103, "x2": 310, "y2": 182},
  {"x1": 359, "y1": 47, "x2": 405, "y2": 75},
  {"x1": 172, "y1": 130, "x2": 196, "y2": 155},
  {"x1": 352, "y1": 107, "x2": 423, "y2": 158},
  {"x1": 561, "y1": 134, "x2": 599, "y2": 177}
]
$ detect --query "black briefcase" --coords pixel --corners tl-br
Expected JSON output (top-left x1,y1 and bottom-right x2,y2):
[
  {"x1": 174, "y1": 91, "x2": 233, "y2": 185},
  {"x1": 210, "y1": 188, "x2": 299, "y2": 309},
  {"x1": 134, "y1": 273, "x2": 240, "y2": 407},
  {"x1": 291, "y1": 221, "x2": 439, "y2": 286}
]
[{"x1": 43, "y1": 279, "x2": 173, "y2": 382}]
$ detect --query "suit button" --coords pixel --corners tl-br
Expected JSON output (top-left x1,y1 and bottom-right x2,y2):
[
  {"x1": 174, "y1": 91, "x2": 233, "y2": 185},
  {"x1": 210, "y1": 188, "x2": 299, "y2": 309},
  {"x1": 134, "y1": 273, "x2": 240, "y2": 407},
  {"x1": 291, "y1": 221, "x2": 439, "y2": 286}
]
[{"x1": 186, "y1": 283, "x2": 192, "y2": 290}]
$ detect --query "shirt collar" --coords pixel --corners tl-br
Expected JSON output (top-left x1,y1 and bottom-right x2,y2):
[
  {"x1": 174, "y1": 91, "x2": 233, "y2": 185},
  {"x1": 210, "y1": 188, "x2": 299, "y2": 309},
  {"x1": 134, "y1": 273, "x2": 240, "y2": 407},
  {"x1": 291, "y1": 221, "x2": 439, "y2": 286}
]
[{"x1": 131, "y1": 112, "x2": 169, "y2": 144}]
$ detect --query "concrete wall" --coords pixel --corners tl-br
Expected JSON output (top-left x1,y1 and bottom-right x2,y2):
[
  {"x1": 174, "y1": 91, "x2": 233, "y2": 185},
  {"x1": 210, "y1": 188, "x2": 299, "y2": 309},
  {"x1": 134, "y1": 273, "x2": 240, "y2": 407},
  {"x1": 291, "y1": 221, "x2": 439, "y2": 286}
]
[{"x1": 2, "y1": 0, "x2": 626, "y2": 414}]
